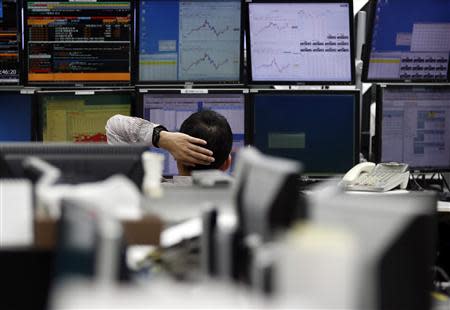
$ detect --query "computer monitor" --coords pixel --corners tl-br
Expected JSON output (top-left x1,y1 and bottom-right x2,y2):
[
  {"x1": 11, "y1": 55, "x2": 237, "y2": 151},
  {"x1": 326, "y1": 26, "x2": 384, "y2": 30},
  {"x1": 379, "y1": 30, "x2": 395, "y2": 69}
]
[
  {"x1": 0, "y1": 91, "x2": 33, "y2": 141},
  {"x1": 23, "y1": 0, "x2": 133, "y2": 85},
  {"x1": 137, "y1": 0, "x2": 243, "y2": 84},
  {"x1": 37, "y1": 90, "x2": 132, "y2": 142},
  {"x1": 311, "y1": 190, "x2": 436, "y2": 310},
  {"x1": 0, "y1": 143, "x2": 148, "y2": 186},
  {"x1": 250, "y1": 90, "x2": 359, "y2": 176},
  {"x1": 234, "y1": 147, "x2": 303, "y2": 239},
  {"x1": 376, "y1": 85, "x2": 450, "y2": 171},
  {"x1": 363, "y1": 0, "x2": 450, "y2": 82},
  {"x1": 0, "y1": 0, "x2": 19, "y2": 84},
  {"x1": 138, "y1": 89, "x2": 247, "y2": 176},
  {"x1": 246, "y1": 0, "x2": 354, "y2": 84}
]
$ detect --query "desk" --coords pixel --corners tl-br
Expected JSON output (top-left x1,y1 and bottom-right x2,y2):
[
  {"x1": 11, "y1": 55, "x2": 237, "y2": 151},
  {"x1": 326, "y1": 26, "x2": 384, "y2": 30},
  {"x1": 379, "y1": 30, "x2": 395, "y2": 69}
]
[
  {"x1": 34, "y1": 215, "x2": 163, "y2": 249},
  {"x1": 49, "y1": 276, "x2": 450, "y2": 309},
  {"x1": 142, "y1": 185, "x2": 233, "y2": 223}
]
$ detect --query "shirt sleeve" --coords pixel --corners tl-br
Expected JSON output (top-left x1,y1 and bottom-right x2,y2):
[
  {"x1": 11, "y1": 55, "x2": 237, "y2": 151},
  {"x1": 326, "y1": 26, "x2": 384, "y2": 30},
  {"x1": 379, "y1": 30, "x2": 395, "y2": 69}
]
[{"x1": 105, "y1": 114, "x2": 159, "y2": 146}]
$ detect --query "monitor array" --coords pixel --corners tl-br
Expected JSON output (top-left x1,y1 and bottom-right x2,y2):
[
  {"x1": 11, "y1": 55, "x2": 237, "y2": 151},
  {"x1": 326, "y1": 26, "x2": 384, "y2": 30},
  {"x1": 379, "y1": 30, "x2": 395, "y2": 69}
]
[
  {"x1": 362, "y1": 0, "x2": 450, "y2": 171},
  {"x1": 0, "y1": 88, "x2": 360, "y2": 177},
  {"x1": 0, "y1": 0, "x2": 356, "y2": 86}
]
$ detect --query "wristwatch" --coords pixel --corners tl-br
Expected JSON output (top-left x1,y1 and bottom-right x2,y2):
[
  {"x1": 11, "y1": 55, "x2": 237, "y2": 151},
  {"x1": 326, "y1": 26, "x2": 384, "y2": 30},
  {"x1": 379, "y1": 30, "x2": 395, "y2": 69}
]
[{"x1": 152, "y1": 125, "x2": 168, "y2": 148}]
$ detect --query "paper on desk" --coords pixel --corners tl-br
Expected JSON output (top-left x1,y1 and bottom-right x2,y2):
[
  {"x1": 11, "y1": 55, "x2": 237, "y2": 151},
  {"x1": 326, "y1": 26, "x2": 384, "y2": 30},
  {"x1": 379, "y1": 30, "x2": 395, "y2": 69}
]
[{"x1": 37, "y1": 175, "x2": 142, "y2": 220}]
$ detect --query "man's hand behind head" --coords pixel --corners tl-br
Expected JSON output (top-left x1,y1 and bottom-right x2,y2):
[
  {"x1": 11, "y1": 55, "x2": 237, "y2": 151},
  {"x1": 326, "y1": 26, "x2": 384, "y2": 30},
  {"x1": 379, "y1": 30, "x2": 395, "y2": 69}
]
[{"x1": 158, "y1": 131, "x2": 215, "y2": 167}]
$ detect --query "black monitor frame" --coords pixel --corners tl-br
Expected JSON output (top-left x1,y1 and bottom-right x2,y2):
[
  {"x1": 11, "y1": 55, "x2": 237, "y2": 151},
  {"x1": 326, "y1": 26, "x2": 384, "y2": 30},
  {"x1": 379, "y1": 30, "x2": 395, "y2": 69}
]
[
  {"x1": 362, "y1": 0, "x2": 450, "y2": 83},
  {"x1": 248, "y1": 89, "x2": 360, "y2": 177},
  {"x1": 134, "y1": 0, "x2": 245, "y2": 86},
  {"x1": 22, "y1": 0, "x2": 135, "y2": 87},
  {"x1": 35, "y1": 88, "x2": 136, "y2": 142},
  {"x1": 375, "y1": 84, "x2": 450, "y2": 172},
  {"x1": 0, "y1": 88, "x2": 36, "y2": 141},
  {"x1": 245, "y1": 0, "x2": 355, "y2": 86},
  {"x1": 0, "y1": 142, "x2": 149, "y2": 185}
]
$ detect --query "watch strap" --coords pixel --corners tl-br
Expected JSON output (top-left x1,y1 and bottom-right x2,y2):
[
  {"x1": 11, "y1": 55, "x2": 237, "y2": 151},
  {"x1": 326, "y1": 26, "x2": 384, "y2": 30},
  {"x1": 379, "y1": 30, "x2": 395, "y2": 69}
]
[{"x1": 152, "y1": 125, "x2": 168, "y2": 148}]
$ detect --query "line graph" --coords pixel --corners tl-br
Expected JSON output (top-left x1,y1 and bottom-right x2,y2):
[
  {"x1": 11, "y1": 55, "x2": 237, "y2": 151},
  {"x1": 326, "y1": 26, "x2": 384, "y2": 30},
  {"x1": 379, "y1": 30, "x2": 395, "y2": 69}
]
[
  {"x1": 180, "y1": 1, "x2": 241, "y2": 42},
  {"x1": 183, "y1": 19, "x2": 231, "y2": 39},
  {"x1": 178, "y1": 1, "x2": 241, "y2": 81},
  {"x1": 179, "y1": 42, "x2": 239, "y2": 80},
  {"x1": 182, "y1": 52, "x2": 230, "y2": 72},
  {"x1": 249, "y1": 3, "x2": 352, "y2": 81},
  {"x1": 255, "y1": 22, "x2": 290, "y2": 36},
  {"x1": 256, "y1": 58, "x2": 290, "y2": 73}
]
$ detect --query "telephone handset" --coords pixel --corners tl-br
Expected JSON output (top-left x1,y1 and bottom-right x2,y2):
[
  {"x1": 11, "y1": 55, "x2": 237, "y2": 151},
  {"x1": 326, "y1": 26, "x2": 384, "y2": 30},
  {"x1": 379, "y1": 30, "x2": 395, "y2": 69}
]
[{"x1": 341, "y1": 162, "x2": 410, "y2": 192}]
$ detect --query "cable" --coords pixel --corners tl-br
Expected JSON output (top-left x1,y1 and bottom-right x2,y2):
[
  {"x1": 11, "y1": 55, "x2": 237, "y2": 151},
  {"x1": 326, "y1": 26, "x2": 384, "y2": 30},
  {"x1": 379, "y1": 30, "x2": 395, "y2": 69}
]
[
  {"x1": 434, "y1": 266, "x2": 450, "y2": 282},
  {"x1": 441, "y1": 173, "x2": 450, "y2": 192},
  {"x1": 410, "y1": 172, "x2": 425, "y2": 191}
]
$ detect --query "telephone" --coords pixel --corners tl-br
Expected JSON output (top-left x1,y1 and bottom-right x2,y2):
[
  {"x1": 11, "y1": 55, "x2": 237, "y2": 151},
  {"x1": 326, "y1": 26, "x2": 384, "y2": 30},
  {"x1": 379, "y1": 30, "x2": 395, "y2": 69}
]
[{"x1": 341, "y1": 162, "x2": 410, "y2": 192}]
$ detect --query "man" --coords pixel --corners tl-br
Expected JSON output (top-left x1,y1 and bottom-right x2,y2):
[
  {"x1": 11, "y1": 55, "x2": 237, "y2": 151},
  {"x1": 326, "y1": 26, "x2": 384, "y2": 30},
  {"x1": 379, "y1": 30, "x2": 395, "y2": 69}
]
[{"x1": 105, "y1": 110, "x2": 233, "y2": 176}]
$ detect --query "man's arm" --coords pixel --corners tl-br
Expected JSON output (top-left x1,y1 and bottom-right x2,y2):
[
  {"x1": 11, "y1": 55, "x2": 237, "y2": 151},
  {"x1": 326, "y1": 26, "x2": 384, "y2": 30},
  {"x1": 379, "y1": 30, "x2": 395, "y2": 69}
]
[
  {"x1": 105, "y1": 114, "x2": 215, "y2": 166},
  {"x1": 105, "y1": 114, "x2": 156, "y2": 145}
]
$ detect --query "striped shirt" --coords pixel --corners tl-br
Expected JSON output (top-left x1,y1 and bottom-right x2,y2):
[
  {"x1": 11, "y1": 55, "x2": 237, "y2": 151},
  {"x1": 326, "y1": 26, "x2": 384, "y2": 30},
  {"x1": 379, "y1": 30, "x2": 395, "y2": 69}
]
[{"x1": 105, "y1": 114, "x2": 160, "y2": 146}]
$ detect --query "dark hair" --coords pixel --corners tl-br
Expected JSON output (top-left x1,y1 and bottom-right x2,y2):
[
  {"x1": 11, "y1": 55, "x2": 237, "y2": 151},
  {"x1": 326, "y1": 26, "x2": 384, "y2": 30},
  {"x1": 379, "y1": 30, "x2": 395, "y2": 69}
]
[{"x1": 180, "y1": 109, "x2": 233, "y2": 170}]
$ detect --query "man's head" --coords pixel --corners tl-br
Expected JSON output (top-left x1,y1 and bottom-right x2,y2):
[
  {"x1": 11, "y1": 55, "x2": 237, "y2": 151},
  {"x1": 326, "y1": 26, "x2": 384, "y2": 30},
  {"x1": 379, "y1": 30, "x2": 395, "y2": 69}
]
[{"x1": 178, "y1": 110, "x2": 233, "y2": 175}]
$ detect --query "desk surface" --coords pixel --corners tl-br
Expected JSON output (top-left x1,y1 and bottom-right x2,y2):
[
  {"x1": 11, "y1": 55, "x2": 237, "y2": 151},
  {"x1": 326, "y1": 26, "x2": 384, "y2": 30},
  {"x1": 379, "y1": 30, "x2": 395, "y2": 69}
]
[{"x1": 49, "y1": 277, "x2": 450, "y2": 310}]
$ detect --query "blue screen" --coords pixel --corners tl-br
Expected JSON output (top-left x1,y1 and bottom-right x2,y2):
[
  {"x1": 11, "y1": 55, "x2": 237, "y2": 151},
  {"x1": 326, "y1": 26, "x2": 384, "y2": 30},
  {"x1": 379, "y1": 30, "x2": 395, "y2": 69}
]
[
  {"x1": 0, "y1": 93, "x2": 33, "y2": 141},
  {"x1": 367, "y1": 0, "x2": 450, "y2": 81},
  {"x1": 138, "y1": 0, "x2": 242, "y2": 82},
  {"x1": 252, "y1": 92, "x2": 356, "y2": 175}
]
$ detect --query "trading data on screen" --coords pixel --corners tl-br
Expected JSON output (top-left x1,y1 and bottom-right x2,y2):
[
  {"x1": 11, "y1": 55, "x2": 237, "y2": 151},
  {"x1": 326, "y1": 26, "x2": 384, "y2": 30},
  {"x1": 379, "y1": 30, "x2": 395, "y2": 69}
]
[
  {"x1": 143, "y1": 93, "x2": 245, "y2": 175},
  {"x1": 26, "y1": 1, "x2": 132, "y2": 83},
  {"x1": 248, "y1": 2, "x2": 352, "y2": 82},
  {"x1": 0, "y1": 0, "x2": 19, "y2": 83},
  {"x1": 40, "y1": 93, "x2": 131, "y2": 142},
  {"x1": 381, "y1": 87, "x2": 450, "y2": 170},
  {"x1": 367, "y1": 0, "x2": 450, "y2": 81},
  {"x1": 139, "y1": 0, "x2": 241, "y2": 82}
]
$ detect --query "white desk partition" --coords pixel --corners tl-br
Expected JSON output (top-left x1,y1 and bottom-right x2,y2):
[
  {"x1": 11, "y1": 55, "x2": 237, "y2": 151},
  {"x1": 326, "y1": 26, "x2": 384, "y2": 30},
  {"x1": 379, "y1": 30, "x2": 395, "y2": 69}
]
[{"x1": 0, "y1": 180, "x2": 33, "y2": 247}]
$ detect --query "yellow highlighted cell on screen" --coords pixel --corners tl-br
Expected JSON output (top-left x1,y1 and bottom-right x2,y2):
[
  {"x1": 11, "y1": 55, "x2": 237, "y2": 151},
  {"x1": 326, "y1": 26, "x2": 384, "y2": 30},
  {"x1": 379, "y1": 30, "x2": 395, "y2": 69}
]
[{"x1": 370, "y1": 59, "x2": 401, "y2": 64}]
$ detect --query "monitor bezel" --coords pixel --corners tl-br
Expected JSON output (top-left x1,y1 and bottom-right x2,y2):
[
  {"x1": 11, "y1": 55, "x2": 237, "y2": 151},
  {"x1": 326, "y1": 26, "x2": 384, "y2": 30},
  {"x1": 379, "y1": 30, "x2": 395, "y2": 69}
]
[
  {"x1": 35, "y1": 88, "x2": 136, "y2": 142},
  {"x1": 0, "y1": 88, "x2": 35, "y2": 141},
  {"x1": 134, "y1": 0, "x2": 245, "y2": 86},
  {"x1": 362, "y1": 0, "x2": 450, "y2": 84},
  {"x1": 375, "y1": 84, "x2": 450, "y2": 172},
  {"x1": 248, "y1": 88, "x2": 360, "y2": 177},
  {"x1": 245, "y1": 0, "x2": 356, "y2": 86},
  {"x1": 22, "y1": 0, "x2": 135, "y2": 87}
]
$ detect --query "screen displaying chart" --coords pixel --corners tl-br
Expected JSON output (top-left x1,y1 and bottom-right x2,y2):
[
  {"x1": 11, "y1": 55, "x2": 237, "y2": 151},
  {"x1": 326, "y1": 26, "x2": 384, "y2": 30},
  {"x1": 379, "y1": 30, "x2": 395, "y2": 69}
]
[
  {"x1": 39, "y1": 93, "x2": 131, "y2": 142},
  {"x1": 366, "y1": 0, "x2": 450, "y2": 82},
  {"x1": 248, "y1": 2, "x2": 352, "y2": 82},
  {"x1": 25, "y1": 0, "x2": 132, "y2": 84},
  {"x1": 142, "y1": 92, "x2": 245, "y2": 175},
  {"x1": 139, "y1": 0, "x2": 242, "y2": 82}
]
